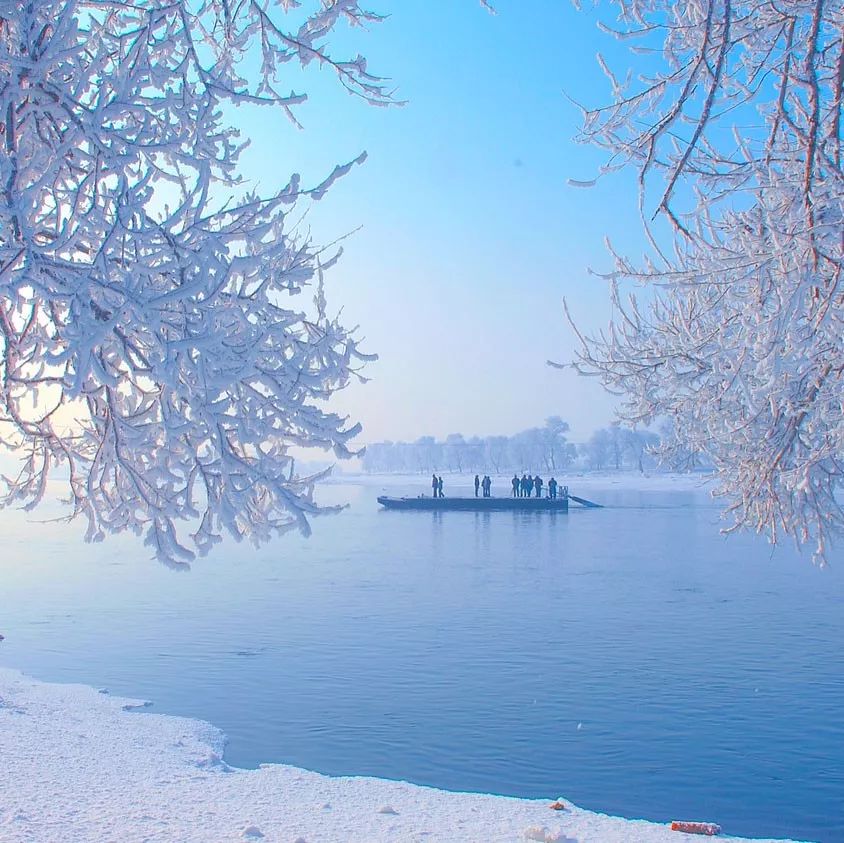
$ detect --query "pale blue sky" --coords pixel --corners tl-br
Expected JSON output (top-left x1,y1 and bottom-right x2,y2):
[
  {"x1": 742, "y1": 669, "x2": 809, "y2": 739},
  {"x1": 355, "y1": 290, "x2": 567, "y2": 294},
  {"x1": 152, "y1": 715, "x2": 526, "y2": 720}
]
[{"x1": 237, "y1": 1, "x2": 650, "y2": 445}]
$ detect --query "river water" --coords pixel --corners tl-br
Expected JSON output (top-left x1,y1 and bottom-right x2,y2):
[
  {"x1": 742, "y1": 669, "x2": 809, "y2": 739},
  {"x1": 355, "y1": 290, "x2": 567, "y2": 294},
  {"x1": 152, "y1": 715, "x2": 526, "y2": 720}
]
[{"x1": 1, "y1": 478, "x2": 842, "y2": 842}]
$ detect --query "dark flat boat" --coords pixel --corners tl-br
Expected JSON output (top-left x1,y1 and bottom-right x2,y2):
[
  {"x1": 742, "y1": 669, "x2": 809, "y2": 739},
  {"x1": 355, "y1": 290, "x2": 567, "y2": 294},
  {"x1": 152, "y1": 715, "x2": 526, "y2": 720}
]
[{"x1": 377, "y1": 495, "x2": 569, "y2": 511}]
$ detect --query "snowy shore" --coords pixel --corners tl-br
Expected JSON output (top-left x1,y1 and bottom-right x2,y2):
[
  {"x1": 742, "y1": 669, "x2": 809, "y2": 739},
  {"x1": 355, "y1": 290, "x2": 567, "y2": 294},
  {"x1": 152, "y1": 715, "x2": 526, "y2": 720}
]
[{"x1": 0, "y1": 668, "x2": 807, "y2": 842}]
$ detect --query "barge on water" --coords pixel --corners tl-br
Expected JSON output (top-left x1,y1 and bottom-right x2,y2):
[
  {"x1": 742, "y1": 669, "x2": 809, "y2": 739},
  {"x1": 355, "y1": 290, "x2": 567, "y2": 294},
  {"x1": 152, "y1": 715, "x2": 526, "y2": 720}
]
[{"x1": 377, "y1": 495, "x2": 570, "y2": 512}]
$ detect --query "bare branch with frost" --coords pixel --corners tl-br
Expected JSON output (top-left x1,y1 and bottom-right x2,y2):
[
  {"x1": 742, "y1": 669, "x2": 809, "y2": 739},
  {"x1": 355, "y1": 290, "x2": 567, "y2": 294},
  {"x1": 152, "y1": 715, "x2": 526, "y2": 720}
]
[
  {"x1": 569, "y1": 0, "x2": 844, "y2": 562},
  {"x1": 0, "y1": 0, "x2": 390, "y2": 565}
]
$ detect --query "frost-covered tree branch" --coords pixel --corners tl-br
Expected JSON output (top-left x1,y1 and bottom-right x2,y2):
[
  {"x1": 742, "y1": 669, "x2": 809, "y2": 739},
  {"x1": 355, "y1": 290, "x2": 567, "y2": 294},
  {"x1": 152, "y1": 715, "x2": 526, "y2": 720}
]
[
  {"x1": 569, "y1": 1, "x2": 844, "y2": 562},
  {"x1": 0, "y1": 0, "x2": 388, "y2": 565}
]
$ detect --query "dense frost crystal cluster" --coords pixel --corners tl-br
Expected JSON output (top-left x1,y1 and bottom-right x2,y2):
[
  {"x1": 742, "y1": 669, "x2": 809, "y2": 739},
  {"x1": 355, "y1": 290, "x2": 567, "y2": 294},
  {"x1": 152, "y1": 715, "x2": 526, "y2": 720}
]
[
  {"x1": 571, "y1": 1, "x2": 844, "y2": 561},
  {"x1": 0, "y1": 1, "x2": 384, "y2": 563}
]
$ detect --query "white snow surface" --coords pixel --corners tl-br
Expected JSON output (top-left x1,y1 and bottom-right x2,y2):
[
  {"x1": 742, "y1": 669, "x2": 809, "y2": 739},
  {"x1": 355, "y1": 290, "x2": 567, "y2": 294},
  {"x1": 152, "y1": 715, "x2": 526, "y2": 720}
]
[{"x1": 0, "y1": 668, "x2": 807, "y2": 842}]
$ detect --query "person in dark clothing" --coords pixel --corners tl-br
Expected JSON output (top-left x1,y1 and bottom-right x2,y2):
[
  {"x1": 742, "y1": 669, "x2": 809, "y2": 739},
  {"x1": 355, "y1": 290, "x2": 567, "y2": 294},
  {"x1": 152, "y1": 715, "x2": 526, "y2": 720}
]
[
  {"x1": 521, "y1": 474, "x2": 529, "y2": 498},
  {"x1": 432, "y1": 473, "x2": 438, "y2": 498},
  {"x1": 474, "y1": 474, "x2": 480, "y2": 497},
  {"x1": 548, "y1": 477, "x2": 558, "y2": 499},
  {"x1": 482, "y1": 475, "x2": 491, "y2": 497},
  {"x1": 511, "y1": 475, "x2": 519, "y2": 497},
  {"x1": 534, "y1": 475, "x2": 543, "y2": 498},
  {"x1": 437, "y1": 476, "x2": 444, "y2": 498}
]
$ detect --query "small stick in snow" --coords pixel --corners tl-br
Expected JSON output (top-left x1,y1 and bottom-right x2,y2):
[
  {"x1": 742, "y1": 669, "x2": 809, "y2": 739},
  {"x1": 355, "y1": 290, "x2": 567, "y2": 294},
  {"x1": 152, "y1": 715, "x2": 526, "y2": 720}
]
[{"x1": 671, "y1": 820, "x2": 721, "y2": 835}]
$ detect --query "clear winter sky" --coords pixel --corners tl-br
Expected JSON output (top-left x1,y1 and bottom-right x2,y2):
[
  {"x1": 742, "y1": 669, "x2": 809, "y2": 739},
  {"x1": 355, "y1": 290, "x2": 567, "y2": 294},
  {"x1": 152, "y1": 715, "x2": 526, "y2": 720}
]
[{"x1": 237, "y1": 1, "x2": 650, "y2": 447}]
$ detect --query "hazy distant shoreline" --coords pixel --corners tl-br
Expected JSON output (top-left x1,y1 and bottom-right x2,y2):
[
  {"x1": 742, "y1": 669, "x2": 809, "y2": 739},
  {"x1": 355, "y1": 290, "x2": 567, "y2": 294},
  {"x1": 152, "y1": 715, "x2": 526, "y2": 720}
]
[{"x1": 326, "y1": 470, "x2": 717, "y2": 495}]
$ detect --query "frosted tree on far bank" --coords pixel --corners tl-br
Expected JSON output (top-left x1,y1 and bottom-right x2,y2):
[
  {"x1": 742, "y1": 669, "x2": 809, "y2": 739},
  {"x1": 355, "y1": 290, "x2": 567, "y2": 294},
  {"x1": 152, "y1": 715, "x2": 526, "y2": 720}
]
[
  {"x1": 568, "y1": 1, "x2": 844, "y2": 561},
  {"x1": 0, "y1": 1, "x2": 389, "y2": 565}
]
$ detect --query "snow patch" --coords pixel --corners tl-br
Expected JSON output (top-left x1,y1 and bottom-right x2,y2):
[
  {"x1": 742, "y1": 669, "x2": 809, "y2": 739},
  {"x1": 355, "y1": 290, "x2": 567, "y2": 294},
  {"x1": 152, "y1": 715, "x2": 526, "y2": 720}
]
[
  {"x1": 524, "y1": 827, "x2": 574, "y2": 843},
  {"x1": 122, "y1": 699, "x2": 152, "y2": 711}
]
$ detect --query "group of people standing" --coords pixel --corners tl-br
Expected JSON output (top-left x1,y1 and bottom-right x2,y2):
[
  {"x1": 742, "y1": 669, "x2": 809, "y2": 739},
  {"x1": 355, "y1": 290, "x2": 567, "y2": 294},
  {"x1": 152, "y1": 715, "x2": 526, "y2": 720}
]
[
  {"x1": 512, "y1": 473, "x2": 561, "y2": 499},
  {"x1": 431, "y1": 473, "x2": 564, "y2": 499},
  {"x1": 473, "y1": 475, "x2": 493, "y2": 497}
]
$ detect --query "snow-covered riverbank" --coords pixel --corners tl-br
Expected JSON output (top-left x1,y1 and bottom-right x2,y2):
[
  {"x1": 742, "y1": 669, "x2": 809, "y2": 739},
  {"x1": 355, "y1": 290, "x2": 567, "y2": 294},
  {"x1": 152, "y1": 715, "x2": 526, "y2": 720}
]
[{"x1": 0, "y1": 668, "x2": 807, "y2": 842}]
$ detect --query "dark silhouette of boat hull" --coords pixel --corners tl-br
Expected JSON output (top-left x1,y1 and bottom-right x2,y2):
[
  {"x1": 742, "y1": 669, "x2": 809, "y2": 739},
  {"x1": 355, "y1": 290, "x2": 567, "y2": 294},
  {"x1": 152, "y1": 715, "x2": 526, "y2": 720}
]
[{"x1": 377, "y1": 495, "x2": 569, "y2": 511}]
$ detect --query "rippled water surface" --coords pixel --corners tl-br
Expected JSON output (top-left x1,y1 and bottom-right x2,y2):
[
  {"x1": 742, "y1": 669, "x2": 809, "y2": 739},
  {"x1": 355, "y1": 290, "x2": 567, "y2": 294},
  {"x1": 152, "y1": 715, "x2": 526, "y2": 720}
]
[{"x1": 1, "y1": 479, "x2": 842, "y2": 842}]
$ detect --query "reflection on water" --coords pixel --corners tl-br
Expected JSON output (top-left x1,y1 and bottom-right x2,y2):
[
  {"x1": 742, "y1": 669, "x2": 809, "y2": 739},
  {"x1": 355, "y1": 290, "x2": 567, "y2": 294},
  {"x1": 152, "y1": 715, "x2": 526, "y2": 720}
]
[{"x1": 1, "y1": 481, "x2": 842, "y2": 842}]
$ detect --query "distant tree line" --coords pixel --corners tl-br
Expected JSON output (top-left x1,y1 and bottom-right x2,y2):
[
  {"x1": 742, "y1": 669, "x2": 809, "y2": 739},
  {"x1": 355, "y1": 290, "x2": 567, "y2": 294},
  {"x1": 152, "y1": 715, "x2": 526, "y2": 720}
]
[
  {"x1": 362, "y1": 418, "x2": 682, "y2": 474},
  {"x1": 578, "y1": 426, "x2": 658, "y2": 472}
]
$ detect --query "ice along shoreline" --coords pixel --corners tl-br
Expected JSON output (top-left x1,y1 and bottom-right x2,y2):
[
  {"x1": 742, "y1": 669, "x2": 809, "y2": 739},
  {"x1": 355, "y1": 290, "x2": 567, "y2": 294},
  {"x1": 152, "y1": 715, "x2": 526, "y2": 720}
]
[{"x1": 0, "y1": 668, "x2": 810, "y2": 843}]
